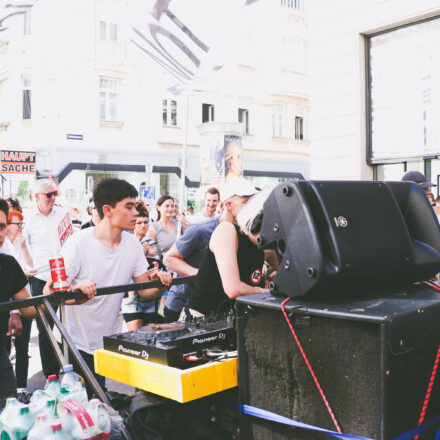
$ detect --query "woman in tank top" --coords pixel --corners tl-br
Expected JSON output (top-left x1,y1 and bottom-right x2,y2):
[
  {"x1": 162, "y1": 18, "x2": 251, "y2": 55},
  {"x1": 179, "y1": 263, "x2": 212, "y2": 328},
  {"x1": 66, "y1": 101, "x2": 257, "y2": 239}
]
[
  {"x1": 146, "y1": 195, "x2": 187, "y2": 256},
  {"x1": 188, "y1": 190, "x2": 276, "y2": 317}
]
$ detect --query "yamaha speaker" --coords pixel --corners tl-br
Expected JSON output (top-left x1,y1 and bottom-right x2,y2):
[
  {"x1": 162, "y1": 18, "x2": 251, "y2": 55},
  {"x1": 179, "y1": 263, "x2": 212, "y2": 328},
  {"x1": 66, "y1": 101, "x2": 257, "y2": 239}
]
[
  {"x1": 236, "y1": 287, "x2": 440, "y2": 440},
  {"x1": 259, "y1": 180, "x2": 440, "y2": 299}
]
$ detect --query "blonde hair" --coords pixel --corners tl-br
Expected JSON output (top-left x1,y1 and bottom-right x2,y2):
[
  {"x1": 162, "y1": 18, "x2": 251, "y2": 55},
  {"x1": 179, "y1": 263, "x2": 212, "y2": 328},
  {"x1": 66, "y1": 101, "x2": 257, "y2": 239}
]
[{"x1": 236, "y1": 190, "x2": 269, "y2": 237}]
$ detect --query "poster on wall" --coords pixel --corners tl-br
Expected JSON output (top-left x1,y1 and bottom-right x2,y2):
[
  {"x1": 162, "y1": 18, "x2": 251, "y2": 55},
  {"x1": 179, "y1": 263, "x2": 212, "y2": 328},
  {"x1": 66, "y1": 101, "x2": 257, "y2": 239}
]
[
  {"x1": 224, "y1": 135, "x2": 243, "y2": 181},
  {"x1": 200, "y1": 133, "x2": 225, "y2": 188}
]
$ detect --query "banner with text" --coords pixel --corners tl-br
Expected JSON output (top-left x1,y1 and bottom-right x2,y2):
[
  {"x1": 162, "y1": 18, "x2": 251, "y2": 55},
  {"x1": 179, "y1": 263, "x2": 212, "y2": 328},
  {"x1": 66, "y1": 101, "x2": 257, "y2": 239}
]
[{"x1": 1, "y1": 150, "x2": 36, "y2": 175}]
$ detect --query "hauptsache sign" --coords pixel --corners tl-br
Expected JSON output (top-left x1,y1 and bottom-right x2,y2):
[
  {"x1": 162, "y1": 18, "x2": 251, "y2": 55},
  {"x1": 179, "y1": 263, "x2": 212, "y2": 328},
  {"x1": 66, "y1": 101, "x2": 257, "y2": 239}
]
[{"x1": 1, "y1": 150, "x2": 36, "y2": 174}]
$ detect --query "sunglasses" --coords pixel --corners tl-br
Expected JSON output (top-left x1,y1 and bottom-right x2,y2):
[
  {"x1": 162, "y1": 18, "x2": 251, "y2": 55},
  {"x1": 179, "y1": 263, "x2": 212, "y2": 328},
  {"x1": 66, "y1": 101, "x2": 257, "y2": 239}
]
[
  {"x1": 39, "y1": 191, "x2": 57, "y2": 199},
  {"x1": 9, "y1": 221, "x2": 24, "y2": 229}
]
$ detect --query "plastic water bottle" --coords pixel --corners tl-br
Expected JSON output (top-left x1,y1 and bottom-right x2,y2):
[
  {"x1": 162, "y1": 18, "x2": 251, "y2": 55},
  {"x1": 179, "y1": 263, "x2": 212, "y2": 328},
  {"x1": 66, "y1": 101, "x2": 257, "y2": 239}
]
[
  {"x1": 45, "y1": 374, "x2": 61, "y2": 400},
  {"x1": 86, "y1": 399, "x2": 111, "y2": 439},
  {"x1": 0, "y1": 398, "x2": 21, "y2": 424},
  {"x1": 60, "y1": 365, "x2": 88, "y2": 405},
  {"x1": 27, "y1": 414, "x2": 53, "y2": 439},
  {"x1": 58, "y1": 400, "x2": 99, "y2": 439},
  {"x1": 49, "y1": 422, "x2": 71, "y2": 439},
  {"x1": 29, "y1": 390, "x2": 55, "y2": 417},
  {"x1": 9, "y1": 406, "x2": 33, "y2": 440}
]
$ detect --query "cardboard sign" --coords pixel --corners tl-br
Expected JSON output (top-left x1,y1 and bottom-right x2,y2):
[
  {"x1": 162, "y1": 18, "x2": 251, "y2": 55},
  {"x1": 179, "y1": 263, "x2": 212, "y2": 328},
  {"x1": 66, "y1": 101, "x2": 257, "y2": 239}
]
[
  {"x1": 58, "y1": 212, "x2": 74, "y2": 247},
  {"x1": 1, "y1": 150, "x2": 36, "y2": 174}
]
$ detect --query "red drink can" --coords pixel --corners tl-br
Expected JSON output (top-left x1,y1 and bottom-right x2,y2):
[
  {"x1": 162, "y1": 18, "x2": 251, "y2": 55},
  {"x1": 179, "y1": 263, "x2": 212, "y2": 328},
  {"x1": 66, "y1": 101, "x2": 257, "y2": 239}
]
[{"x1": 49, "y1": 255, "x2": 69, "y2": 291}]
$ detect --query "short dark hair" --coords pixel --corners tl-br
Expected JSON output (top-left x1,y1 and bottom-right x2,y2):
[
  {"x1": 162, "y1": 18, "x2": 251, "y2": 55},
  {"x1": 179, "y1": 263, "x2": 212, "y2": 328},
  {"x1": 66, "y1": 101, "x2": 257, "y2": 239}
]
[
  {"x1": 0, "y1": 198, "x2": 9, "y2": 220},
  {"x1": 7, "y1": 197, "x2": 22, "y2": 213},
  {"x1": 93, "y1": 178, "x2": 137, "y2": 219},
  {"x1": 205, "y1": 187, "x2": 220, "y2": 199}
]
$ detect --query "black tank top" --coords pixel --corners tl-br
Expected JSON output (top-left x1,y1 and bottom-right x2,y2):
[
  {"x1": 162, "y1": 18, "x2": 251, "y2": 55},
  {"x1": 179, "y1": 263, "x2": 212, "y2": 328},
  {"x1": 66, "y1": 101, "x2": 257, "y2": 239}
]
[{"x1": 189, "y1": 224, "x2": 265, "y2": 315}]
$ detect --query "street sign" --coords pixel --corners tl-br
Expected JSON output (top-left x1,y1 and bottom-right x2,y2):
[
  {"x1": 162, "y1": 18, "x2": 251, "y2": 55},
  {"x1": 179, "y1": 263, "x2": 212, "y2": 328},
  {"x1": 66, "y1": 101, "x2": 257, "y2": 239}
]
[
  {"x1": 67, "y1": 134, "x2": 83, "y2": 140},
  {"x1": 140, "y1": 185, "x2": 155, "y2": 199}
]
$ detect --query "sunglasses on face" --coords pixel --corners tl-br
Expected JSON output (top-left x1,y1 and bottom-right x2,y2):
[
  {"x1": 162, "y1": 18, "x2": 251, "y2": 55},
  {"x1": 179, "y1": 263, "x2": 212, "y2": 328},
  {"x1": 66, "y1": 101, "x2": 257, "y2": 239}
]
[
  {"x1": 40, "y1": 191, "x2": 57, "y2": 199},
  {"x1": 9, "y1": 221, "x2": 24, "y2": 229}
]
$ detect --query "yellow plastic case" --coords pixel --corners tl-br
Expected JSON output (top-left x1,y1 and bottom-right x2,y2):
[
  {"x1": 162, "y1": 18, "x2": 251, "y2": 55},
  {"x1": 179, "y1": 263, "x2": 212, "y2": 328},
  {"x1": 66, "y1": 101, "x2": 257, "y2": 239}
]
[{"x1": 94, "y1": 348, "x2": 237, "y2": 403}]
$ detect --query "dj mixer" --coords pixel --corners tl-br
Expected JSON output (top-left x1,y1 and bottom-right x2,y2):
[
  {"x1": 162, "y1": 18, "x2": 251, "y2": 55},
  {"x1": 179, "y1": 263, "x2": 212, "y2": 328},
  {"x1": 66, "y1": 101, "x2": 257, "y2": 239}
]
[{"x1": 103, "y1": 316, "x2": 236, "y2": 369}]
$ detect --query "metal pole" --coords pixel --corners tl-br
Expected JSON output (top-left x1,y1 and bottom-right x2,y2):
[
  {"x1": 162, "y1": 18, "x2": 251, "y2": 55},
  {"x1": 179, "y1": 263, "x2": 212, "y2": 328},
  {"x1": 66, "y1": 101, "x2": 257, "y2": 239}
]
[
  {"x1": 177, "y1": 91, "x2": 191, "y2": 237},
  {"x1": 42, "y1": 299, "x2": 135, "y2": 440},
  {"x1": 36, "y1": 305, "x2": 67, "y2": 368},
  {"x1": 60, "y1": 303, "x2": 69, "y2": 362}
]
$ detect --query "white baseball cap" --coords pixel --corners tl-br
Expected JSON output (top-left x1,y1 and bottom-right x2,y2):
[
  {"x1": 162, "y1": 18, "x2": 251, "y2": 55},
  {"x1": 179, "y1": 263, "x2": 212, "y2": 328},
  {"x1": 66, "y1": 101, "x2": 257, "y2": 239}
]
[{"x1": 220, "y1": 177, "x2": 258, "y2": 203}]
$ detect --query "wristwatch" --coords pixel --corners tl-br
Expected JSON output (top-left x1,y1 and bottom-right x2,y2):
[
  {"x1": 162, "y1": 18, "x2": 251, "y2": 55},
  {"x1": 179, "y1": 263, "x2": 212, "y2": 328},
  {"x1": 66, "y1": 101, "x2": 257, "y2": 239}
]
[{"x1": 10, "y1": 310, "x2": 21, "y2": 315}]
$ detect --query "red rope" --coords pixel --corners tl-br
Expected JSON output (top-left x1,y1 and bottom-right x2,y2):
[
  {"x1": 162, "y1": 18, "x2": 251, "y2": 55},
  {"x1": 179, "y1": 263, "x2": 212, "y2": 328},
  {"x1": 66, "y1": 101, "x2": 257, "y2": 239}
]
[
  {"x1": 280, "y1": 297, "x2": 342, "y2": 434},
  {"x1": 414, "y1": 344, "x2": 440, "y2": 440}
]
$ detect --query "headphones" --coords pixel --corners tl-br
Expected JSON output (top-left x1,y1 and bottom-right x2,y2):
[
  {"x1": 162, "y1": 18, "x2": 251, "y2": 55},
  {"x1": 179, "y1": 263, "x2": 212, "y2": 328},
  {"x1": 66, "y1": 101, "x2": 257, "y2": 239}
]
[{"x1": 250, "y1": 210, "x2": 264, "y2": 235}]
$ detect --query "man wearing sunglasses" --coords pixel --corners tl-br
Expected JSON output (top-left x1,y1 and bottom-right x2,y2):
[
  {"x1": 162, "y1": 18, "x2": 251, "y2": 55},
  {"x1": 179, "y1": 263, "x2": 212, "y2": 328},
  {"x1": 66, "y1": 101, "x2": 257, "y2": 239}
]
[{"x1": 24, "y1": 178, "x2": 73, "y2": 378}]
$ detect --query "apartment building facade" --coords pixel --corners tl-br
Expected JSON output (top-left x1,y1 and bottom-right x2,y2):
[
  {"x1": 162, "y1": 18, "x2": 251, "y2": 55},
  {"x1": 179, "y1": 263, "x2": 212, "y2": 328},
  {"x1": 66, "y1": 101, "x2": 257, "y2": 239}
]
[{"x1": 0, "y1": 0, "x2": 310, "y2": 209}]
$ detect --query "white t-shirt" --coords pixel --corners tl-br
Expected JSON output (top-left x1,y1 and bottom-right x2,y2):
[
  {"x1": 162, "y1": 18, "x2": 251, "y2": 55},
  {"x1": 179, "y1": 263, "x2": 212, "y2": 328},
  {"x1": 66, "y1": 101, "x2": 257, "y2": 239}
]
[
  {"x1": 24, "y1": 205, "x2": 73, "y2": 281},
  {"x1": 190, "y1": 210, "x2": 218, "y2": 224},
  {"x1": 0, "y1": 238, "x2": 16, "y2": 257},
  {"x1": 62, "y1": 227, "x2": 149, "y2": 354}
]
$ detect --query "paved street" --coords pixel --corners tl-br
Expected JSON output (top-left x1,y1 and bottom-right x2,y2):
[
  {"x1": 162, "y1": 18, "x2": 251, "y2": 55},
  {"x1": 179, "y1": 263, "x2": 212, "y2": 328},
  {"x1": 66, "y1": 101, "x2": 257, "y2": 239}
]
[{"x1": 10, "y1": 320, "x2": 135, "y2": 397}]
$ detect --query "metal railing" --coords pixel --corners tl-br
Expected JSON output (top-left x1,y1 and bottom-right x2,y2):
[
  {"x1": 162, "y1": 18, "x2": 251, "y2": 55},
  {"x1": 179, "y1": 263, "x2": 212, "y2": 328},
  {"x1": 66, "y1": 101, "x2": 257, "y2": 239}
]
[{"x1": 0, "y1": 275, "x2": 195, "y2": 440}]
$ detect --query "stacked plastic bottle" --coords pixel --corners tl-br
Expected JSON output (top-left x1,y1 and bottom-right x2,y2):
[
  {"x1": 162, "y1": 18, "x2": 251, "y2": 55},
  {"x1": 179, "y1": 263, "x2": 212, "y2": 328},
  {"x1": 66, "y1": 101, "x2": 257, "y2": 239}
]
[
  {"x1": 27, "y1": 414, "x2": 54, "y2": 439},
  {"x1": 60, "y1": 365, "x2": 88, "y2": 406},
  {"x1": 50, "y1": 422, "x2": 71, "y2": 439},
  {"x1": 0, "y1": 398, "x2": 34, "y2": 440},
  {"x1": 0, "y1": 365, "x2": 113, "y2": 439}
]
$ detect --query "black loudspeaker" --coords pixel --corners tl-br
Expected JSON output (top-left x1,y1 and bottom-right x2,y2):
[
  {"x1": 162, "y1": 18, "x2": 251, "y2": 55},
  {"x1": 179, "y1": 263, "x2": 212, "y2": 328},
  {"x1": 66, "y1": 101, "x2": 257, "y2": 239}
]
[
  {"x1": 259, "y1": 180, "x2": 440, "y2": 299},
  {"x1": 236, "y1": 287, "x2": 440, "y2": 440}
]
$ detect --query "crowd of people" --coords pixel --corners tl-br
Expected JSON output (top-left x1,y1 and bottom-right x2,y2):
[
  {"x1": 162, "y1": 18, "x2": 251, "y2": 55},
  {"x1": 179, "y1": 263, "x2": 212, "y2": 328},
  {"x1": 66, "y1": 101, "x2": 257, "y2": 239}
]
[
  {"x1": 0, "y1": 175, "x2": 278, "y2": 405},
  {"x1": 3, "y1": 169, "x2": 437, "y2": 405}
]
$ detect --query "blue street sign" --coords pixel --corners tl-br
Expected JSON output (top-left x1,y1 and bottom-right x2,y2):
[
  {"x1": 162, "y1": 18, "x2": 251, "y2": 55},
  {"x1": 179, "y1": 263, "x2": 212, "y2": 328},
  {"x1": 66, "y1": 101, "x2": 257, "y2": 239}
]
[
  {"x1": 67, "y1": 134, "x2": 83, "y2": 140},
  {"x1": 140, "y1": 185, "x2": 155, "y2": 199}
]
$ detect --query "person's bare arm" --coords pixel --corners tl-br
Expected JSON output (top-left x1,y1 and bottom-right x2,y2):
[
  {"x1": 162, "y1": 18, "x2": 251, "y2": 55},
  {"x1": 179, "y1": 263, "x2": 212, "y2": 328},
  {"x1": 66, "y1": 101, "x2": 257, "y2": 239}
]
[
  {"x1": 163, "y1": 244, "x2": 198, "y2": 277},
  {"x1": 11, "y1": 287, "x2": 38, "y2": 320},
  {"x1": 134, "y1": 268, "x2": 172, "y2": 300},
  {"x1": 211, "y1": 222, "x2": 268, "y2": 299},
  {"x1": 264, "y1": 249, "x2": 279, "y2": 271}
]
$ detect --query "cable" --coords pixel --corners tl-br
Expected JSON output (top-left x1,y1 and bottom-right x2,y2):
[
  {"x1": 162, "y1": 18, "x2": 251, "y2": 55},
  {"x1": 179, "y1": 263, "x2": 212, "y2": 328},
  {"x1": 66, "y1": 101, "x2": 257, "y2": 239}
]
[
  {"x1": 414, "y1": 344, "x2": 440, "y2": 440},
  {"x1": 281, "y1": 297, "x2": 342, "y2": 434}
]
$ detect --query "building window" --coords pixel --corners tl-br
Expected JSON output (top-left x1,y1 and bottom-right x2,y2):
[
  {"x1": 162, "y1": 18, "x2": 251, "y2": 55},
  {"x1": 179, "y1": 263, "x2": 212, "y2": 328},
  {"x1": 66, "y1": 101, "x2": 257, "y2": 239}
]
[
  {"x1": 282, "y1": 36, "x2": 307, "y2": 74},
  {"x1": 238, "y1": 108, "x2": 249, "y2": 135},
  {"x1": 100, "y1": 21, "x2": 118, "y2": 42},
  {"x1": 22, "y1": 76, "x2": 31, "y2": 120},
  {"x1": 163, "y1": 99, "x2": 177, "y2": 126},
  {"x1": 272, "y1": 103, "x2": 283, "y2": 138},
  {"x1": 99, "y1": 78, "x2": 118, "y2": 121},
  {"x1": 295, "y1": 116, "x2": 304, "y2": 140},
  {"x1": 368, "y1": 17, "x2": 440, "y2": 163},
  {"x1": 202, "y1": 103, "x2": 214, "y2": 123},
  {"x1": 23, "y1": 10, "x2": 31, "y2": 35},
  {"x1": 281, "y1": 0, "x2": 303, "y2": 10}
]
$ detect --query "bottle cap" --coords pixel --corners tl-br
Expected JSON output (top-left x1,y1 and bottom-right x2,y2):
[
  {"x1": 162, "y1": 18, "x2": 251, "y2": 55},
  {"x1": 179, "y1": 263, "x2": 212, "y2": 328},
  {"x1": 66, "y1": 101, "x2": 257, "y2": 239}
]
[
  {"x1": 20, "y1": 406, "x2": 29, "y2": 414},
  {"x1": 60, "y1": 385, "x2": 69, "y2": 393},
  {"x1": 63, "y1": 364, "x2": 73, "y2": 372},
  {"x1": 47, "y1": 399, "x2": 55, "y2": 407},
  {"x1": 48, "y1": 374, "x2": 58, "y2": 381},
  {"x1": 51, "y1": 423, "x2": 62, "y2": 431}
]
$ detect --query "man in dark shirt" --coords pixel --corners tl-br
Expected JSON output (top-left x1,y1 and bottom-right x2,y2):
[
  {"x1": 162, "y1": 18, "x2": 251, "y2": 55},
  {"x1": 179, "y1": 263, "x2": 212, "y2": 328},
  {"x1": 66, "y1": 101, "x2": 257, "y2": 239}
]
[{"x1": 0, "y1": 199, "x2": 38, "y2": 406}]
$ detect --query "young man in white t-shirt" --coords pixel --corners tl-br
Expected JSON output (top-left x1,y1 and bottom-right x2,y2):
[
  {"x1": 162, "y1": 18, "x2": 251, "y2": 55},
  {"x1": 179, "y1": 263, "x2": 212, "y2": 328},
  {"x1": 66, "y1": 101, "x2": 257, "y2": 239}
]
[{"x1": 44, "y1": 178, "x2": 171, "y2": 391}]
